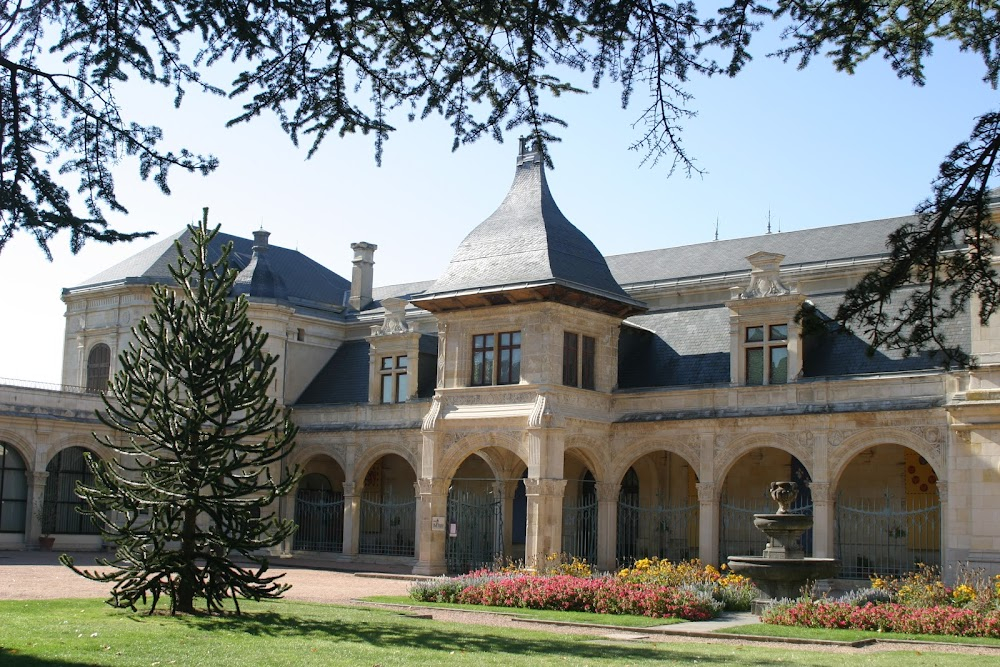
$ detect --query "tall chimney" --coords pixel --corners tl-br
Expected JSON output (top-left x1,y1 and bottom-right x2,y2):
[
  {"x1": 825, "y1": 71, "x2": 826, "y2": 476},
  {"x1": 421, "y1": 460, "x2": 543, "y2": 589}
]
[{"x1": 349, "y1": 242, "x2": 377, "y2": 311}]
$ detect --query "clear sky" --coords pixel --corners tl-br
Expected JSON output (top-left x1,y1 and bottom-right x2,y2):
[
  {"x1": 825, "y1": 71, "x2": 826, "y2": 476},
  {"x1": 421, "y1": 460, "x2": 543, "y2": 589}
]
[{"x1": 0, "y1": 31, "x2": 995, "y2": 385}]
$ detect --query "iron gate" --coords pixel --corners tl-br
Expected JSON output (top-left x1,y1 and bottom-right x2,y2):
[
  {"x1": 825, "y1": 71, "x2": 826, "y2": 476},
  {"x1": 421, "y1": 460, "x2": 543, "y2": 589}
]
[
  {"x1": 446, "y1": 489, "x2": 503, "y2": 574},
  {"x1": 719, "y1": 498, "x2": 813, "y2": 563},
  {"x1": 617, "y1": 497, "x2": 699, "y2": 565},
  {"x1": 293, "y1": 489, "x2": 344, "y2": 552},
  {"x1": 359, "y1": 491, "x2": 416, "y2": 557},
  {"x1": 562, "y1": 497, "x2": 598, "y2": 564},
  {"x1": 836, "y1": 492, "x2": 940, "y2": 578}
]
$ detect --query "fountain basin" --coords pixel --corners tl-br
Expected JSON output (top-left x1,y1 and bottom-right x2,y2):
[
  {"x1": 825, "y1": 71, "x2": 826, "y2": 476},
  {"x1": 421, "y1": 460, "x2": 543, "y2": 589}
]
[{"x1": 727, "y1": 556, "x2": 839, "y2": 601}]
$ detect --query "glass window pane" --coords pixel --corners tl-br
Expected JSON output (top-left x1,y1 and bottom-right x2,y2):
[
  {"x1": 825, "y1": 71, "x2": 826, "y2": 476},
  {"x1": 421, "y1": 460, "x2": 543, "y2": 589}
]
[
  {"x1": 510, "y1": 349, "x2": 521, "y2": 383},
  {"x1": 770, "y1": 346, "x2": 788, "y2": 384},
  {"x1": 511, "y1": 332, "x2": 521, "y2": 346},
  {"x1": 769, "y1": 324, "x2": 788, "y2": 341},
  {"x1": 746, "y1": 348, "x2": 764, "y2": 385},
  {"x1": 397, "y1": 356, "x2": 408, "y2": 368},
  {"x1": 745, "y1": 326, "x2": 764, "y2": 343},
  {"x1": 381, "y1": 375, "x2": 393, "y2": 403},
  {"x1": 484, "y1": 350, "x2": 494, "y2": 385},
  {"x1": 381, "y1": 357, "x2": 393, "y2": 370},
  {"x1": 396, "y1": 373, "x2": 408, "y2": 401},
  {"x1": 563, "y1": 332, "x2": 578, "y2": 386},
  {"x1": 581, "y1": 336, "x2": 596, "y2": 390}
]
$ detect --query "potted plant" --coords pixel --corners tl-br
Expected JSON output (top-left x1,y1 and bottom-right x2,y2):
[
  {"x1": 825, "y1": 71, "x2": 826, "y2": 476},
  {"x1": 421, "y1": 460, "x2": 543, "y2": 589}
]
[{"x1": 33, "y1": 498, "x2": 57, "y2": 551}]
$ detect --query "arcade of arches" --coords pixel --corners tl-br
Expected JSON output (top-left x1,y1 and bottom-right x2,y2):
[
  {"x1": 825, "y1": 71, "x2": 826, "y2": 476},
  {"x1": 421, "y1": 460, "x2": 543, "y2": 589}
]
[{"x1": 283, "y1": 433, "x2": 945, "y2": 579}]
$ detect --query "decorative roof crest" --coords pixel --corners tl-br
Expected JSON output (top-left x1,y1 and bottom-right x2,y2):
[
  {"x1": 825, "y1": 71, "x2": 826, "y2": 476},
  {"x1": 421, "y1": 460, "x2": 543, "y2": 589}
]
[{"x1": 739, "y1": 251, "x2": 793, "y2": 299}]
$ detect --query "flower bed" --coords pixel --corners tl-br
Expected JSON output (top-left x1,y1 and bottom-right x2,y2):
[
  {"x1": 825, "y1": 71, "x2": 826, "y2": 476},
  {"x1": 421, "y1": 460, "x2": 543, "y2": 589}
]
[
  {"x1": 762, "y1": 563, "x2": 1000, "y2": 639},
  {"x1": 410, "y1": 556, "x2": 758, "y2": 621},
  {"x1": 762, "y1": 599, "x2": 1000, "y2": 638}
]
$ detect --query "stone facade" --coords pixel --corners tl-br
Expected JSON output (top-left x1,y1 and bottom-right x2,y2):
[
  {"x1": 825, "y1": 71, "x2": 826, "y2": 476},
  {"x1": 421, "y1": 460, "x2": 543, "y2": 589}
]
[{"x1": 1, "y1": 145, "x2": 999, "y2": 582}]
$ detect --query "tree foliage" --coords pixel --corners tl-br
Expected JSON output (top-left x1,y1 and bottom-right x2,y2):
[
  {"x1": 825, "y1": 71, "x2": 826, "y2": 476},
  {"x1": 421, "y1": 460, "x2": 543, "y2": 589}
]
[
  {"x1": 61, "y1": 210, "x2": 299, "y2": 615},
  {"x1": 2, "y1": 0, "x2": 998, "y2": 359}
]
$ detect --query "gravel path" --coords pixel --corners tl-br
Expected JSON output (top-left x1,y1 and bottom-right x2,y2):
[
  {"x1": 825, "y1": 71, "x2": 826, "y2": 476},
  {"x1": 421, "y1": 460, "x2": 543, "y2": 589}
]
[{"x1": 3, "y1": 551, "x2": 1000, "y2": 659}]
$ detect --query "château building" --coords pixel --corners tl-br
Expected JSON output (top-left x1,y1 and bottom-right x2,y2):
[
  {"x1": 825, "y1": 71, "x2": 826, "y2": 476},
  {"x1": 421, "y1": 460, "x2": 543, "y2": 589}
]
[{"x1": 2, "y1": 141, "x2": 999, "y2": 582}]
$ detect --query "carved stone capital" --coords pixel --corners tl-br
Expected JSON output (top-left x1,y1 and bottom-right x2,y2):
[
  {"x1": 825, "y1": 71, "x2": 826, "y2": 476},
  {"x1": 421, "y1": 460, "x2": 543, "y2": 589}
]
[
  {"x1": 523, "y1": 478, "x2": 567, "y2": 497},
  {"x1": 807, "y1": 481, "x2": 831, "y2": 503},
  {"x1": 935, "y1": 480, "x2": 949, "y2": 503},
  {"x1": 594, "y1": 482, "x2": 621, "y2": 503},
  {"x1": 696, "y1": 482, "x2": 717, "y2": 503},
  {"x1": 416, "y1": 478, "x2": 449, "y2": 497}
]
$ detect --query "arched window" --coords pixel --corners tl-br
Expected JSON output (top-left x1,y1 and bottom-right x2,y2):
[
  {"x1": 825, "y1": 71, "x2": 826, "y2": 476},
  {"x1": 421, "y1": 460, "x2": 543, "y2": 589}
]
[
  {"x1": 86, "y1": 344, "x2": 111, "y2": 393},
  {"x1": 0, "y1": 442, "x2": 27, "y2": 533},
  {"x1": 43, "y1": 447, "x2": 99, "y2": 534}
]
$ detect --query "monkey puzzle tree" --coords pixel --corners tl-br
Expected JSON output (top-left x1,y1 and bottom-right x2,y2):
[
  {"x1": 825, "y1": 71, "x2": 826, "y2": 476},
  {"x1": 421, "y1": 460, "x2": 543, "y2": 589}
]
[{"x1": 61, "y1": 209, "x2": 299, "y2": 615}]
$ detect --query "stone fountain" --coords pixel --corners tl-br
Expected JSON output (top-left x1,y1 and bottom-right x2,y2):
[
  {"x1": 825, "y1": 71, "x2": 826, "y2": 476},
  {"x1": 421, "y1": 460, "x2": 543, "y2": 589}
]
[{"x1": 727, "y1": 481, "x2": 839, "y2": 612}]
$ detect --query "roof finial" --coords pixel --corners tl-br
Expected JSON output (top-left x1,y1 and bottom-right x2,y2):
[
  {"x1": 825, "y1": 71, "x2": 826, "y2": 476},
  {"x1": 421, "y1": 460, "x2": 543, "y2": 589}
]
[
  {"x1": 766, "y1": 210, "x2": 772, "y2": 235},
  {"x1": 714, "y1": 216, "x2": 719, "y2": 241}
]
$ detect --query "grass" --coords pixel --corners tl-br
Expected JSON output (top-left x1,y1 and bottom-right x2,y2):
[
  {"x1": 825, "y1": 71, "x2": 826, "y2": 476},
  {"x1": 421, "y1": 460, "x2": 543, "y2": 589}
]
[
  {"x1": 366, "y1": 595, "x2": 682, "y2": 627},
  {"x1": 718, "y1": 623, "x2": 1000, "y2": 647},
  {"x1": 0, "y1": 598, "x2": 993, "y2": 666}
]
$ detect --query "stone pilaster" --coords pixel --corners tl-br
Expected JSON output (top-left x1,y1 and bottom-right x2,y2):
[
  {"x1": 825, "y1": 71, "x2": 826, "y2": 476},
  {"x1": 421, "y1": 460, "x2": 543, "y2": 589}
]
[
  {"x1": 696, "y1": 481, "x2": 719, "y2": 565},
  {"x1": 594, "y1": 482, "x2": 620, "y2": 572},
  {"x1": 523, "y1": 478, "x2": 567, "y2": 568},
  {"x1": 413, "y1": 478, "x2": 449, "y2": 575},
  {"x1": 342, "y1": 482, "x2": 360, "y2": 557},
  {"x1": 809, "y1": 481, "x2": 832, "y2": 558},
  {"x1": 27, "y1": 471, "x2": 48, "y2": 544}
]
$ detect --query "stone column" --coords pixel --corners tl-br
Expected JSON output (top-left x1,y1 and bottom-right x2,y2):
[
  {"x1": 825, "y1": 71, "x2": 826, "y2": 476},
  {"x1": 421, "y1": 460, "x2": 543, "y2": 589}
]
[
  {"x1": 342, "y1": 482, "x2": 360, "y2": 557},
  {"x1": 937, "y1": 479, "x2": 951, "y2": 582},
  {"x1": 595, "y1": 482, "x2": 620, "y2": 572},
  {"x1": 412, "y1": 482, "x2": 423, "y2": 561},
  {"x1": 500, "y1": 480, "x2": 518, "y2": 560},
  {"x1": 697, "y1": 481, "x2": 719, "y2": 565},
  {"x1": 27, "y1": 471, "x2": 48, "y2": 545},
  {"x1": 413, "y1": 478, "x2": 449, "y2": 575},
  {"x1": 809, "y1": 481, "x2": 833, "y2": 558},
  {"x1": 523, "y1": 479, "x2": 567, "y2": 568}
]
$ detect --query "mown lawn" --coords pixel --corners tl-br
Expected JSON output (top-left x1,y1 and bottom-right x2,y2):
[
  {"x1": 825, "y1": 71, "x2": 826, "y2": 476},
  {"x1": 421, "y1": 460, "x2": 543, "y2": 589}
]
[
  {"x1": 718, "y1": 622, "x2": 1000, "y2": 647},
  {"x1": 365, "y1": 594, "x2": 683, "y2": 627},
  {"x1": 0, "y1": 598, "x2": 994, "y2": 667}
]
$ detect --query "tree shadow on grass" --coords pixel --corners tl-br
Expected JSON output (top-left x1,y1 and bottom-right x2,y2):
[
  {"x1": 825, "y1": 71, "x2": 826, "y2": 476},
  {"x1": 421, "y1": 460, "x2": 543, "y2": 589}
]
[{"x1": 165, "y1": 608, "x2": 830, "y2": 666}]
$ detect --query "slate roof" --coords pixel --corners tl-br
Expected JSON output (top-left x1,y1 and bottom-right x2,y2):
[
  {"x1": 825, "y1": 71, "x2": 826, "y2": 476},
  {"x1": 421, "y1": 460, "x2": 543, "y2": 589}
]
[
  {"x1": 295, "y1": 340, "x2": 370, "y2": 404},
  {"x1": 616, "y1": 290, "x2": 969, "y2": 390},
  {"x1": 415, "y1": 144, "x2": 644, "y2": 314},
  {"x1": 606, "y1": 216, "x2": 911, "y2": 287},
  {"x1": 69, "y1": 227, "x2": 351, "y2": 315}
]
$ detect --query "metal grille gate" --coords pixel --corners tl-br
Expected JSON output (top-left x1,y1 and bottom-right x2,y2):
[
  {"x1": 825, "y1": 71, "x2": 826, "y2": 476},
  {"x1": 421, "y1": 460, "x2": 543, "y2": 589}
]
[
  {"x1": 836, "y1": 492, "x2": 940, "y2": 578},
  {"x1": 293, "y1": 489, "x2": 344, "y2": 552},
  {"x1": 562, "y1": 497, "x2": 598, "y2": 564},
  {"x1": 446, "y1": 489, "x2": 503, "y2": 574},
  {"x1": 617, "y1": 497, "x2": 699, "y2": 565},
  {"x1": 719, "y1": 498, "x2": 813, "y2": 563},
  {"x1": 359, "y1": 491, "x2": 416, "y2": 557}
]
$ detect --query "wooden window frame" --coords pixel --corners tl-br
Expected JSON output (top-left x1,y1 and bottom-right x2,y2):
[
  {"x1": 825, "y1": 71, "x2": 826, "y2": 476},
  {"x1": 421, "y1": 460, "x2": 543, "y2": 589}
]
[
  {"x1": 379, "y1": 355, "x2": 408, "y2": 403},
  {"x1": 744, "y1": 324, "x2": 788, "y2": 386},
  {"x1": 471, "y1": 331, "x2": 520, "y2": 386},
  {"x1": 563, "y1": 332, "x2": 596, "y2": 390}
]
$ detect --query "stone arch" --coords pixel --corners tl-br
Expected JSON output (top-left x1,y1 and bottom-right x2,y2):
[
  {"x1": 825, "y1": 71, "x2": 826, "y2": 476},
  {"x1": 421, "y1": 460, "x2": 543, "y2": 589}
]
[
  {"x1": 439, "y1": 431, "x2": 527, "y2": 481},
  {"x1": 353, "y1": 443, "x2": 419, "y2": 490},
  {"x1": 714, "y1": 432, "x2": 811, "y2": 489},
  {"x1": 43, "y1": 437, "x2": 110, "y2": 468},
  {"x1": 0, "y1": 431, "x2": 34, "y2": 473},
  {"x1": 288, "y1": 443, "x2": 348, "y2": 474},
  {"x1": 829, "y1": 428, "x2": 943, "y2": 489},
  {"x1": 563, "y1": 434, "x2": 608, "y2": 483},
  {"x1": 612, "y1": 435, "x2": 701, "y2": 486}
]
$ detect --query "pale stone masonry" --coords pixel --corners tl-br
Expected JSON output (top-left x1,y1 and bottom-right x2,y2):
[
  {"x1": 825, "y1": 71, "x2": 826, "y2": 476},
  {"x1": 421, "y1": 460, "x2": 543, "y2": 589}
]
[{"x1": 1, "y1": 143, "x2": 998, "y2": 583}]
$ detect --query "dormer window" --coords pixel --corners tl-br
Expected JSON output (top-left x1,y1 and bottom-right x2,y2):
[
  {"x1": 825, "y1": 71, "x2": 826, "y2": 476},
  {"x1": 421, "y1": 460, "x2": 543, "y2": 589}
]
[
  {"x1": 745, "y1": 324, "x2": 788, "y2": 385},
  {"x1": 472, "y1": 332, "x2": 521, "y2": 386},
  {"x1": 380, "y1": 355, "x2": 408, "y2": 403}
]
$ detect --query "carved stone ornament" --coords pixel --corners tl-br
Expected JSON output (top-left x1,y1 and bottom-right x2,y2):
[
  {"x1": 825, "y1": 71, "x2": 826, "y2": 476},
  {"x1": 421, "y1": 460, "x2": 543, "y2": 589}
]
[
  {"x1": 372, "y1": 297, "x2": 410, "y2": 335},
  {"x1": 769, "y1": 481, "x2": 799, "y2": 514},
  {"x1": 740, "y1": 251, "x2": 792, "y2": 299}
]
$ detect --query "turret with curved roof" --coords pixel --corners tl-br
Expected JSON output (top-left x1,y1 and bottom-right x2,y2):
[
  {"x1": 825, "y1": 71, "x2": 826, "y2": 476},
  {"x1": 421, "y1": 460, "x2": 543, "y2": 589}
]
[{"x1": 412, "y1": 140, "x2": 645, "y2": 317}]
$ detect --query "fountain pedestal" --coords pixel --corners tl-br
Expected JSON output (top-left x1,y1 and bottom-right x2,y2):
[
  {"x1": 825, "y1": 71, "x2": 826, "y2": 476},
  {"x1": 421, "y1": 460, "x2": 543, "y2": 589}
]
[{"x1": 726, "y1": 482, "x2": 839, "y2": 612}]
